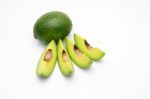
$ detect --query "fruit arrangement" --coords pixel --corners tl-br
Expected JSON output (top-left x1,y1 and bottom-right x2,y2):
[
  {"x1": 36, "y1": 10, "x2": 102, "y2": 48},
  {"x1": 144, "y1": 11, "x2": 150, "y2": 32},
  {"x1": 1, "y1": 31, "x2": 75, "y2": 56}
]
[{"x1": 34, "y1": 11, "x2": 105, "y2": 78}]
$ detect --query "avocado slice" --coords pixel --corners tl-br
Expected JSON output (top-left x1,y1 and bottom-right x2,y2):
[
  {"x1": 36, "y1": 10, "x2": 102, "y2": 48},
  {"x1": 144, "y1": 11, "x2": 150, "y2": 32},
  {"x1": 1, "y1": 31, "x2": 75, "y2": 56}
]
[
  {"x1": 57, "y1": 40, "x2": 74, "y2": 76},
  {"x1": 65, "y1": 37, "x2": 92, "y2": 69},
  {"x1": 36, "y1": 40, "x2": 57, "y2": 78},
  {"x1": 74, "y1": 34, "x2": 105, "y2": 61}
]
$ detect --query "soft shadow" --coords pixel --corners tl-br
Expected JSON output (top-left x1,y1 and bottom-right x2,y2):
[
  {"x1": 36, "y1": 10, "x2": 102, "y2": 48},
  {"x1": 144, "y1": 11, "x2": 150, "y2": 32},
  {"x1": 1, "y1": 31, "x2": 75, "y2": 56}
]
[
  {"x1": 95, "y1": 59, "x2": 105, "y2": 64},
  {"x1": 79, "y1": 65, "x2": 93, "y2": 73},
  {"x1": 36, "y1": 74, "x2": 54, "y2": 83},
  {"x1": 36, "y1": 76, "x2": 49, "y2": 82},
  {"x1": 36, "y1": 40, "x2": 47, "y2": 48},
  {"x1": 32, "y1": 35, "x2": 47, "y2": 47},
  {"x1": 63, "y1": 73, "x2": 75, "y2": 81}
]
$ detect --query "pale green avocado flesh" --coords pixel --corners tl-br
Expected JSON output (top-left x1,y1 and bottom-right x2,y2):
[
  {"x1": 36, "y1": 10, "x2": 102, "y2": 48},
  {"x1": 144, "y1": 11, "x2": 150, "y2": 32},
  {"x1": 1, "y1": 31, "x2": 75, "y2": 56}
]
[
  {"x1": 57, "y1": 40, "x2": 74, "y2": 76},
  {"x1": 65, "y1": 37, "x2": 92, "y2": 69},
  {"x1": 74, "y1": 34, "x2": 105, "y2": 61},
  {"x1": 36, "y1": 40, "x2": 57, "y2": 78}
]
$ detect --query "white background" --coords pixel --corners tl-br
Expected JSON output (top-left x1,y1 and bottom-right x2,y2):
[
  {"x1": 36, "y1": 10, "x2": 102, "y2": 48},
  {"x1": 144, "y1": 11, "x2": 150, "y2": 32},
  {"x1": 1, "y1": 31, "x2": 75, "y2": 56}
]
[{"x1": 0, "y1": 0, "x2": 150, "y2": 99}]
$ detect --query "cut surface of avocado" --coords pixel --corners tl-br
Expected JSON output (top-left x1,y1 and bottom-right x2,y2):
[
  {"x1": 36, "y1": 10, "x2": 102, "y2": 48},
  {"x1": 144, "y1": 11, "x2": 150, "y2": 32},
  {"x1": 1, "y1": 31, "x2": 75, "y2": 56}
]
[
  {"x1": 36, "y1": 40, "x2": 57, "y2": 78},
  {"x1": 65, "y1": 37, "x2": 92, "y2": 69},
  {"x1": 57, "y1": 40, "x2": 74, "y2": 76},
  {"x1": 74, "y1": 34, "x2": 105, "y2": 61}
]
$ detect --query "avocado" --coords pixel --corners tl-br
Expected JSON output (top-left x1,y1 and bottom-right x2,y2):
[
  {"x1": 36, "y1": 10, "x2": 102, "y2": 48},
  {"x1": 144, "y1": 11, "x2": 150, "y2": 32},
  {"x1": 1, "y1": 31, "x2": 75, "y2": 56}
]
[
  {"x1": 57, "y1": 40, "x2": 74, "y2": 76},
  {"x1": 74, "y1": 34, "x2": 105, "y2": 61},
  {"x1": 36, "y1": 40, "x2": 57, "y2": 78},
  {"x1": 34, "y1": 11, "x2": 72, "y2": 44},
  {"x1": 65, "y1": 37, "x2": 92, "y2": 69}
]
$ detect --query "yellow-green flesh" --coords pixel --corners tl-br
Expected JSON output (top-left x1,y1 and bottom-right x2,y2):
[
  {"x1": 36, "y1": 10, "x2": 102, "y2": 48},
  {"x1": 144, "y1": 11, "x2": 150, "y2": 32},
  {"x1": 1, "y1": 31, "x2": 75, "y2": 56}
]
[
  {"x1": 36, "y1": 40, "x2": 57, "y2": 78},
  {"x1": 57, "y1": 40, "x2": 74, "y2": 76},
  {"x1": 66, "y1": 37, "x2": 92, "y2": 69},
  {"x1": 74, "y1": 34, "x2": 105, "y2": 61}
]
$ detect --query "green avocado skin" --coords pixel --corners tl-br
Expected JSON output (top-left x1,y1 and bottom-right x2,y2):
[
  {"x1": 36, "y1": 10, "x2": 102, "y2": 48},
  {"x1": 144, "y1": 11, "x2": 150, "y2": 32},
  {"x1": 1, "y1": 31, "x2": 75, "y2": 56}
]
[{"x1": 34, "y1": 11, "x2": 72, "y2": 44}]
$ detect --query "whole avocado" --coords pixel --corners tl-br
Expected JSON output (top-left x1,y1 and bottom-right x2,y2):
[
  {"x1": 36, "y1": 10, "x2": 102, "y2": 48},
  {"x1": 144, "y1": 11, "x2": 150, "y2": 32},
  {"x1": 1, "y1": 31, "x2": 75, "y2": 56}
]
[{"x1": 34, "y1": 11, "x2": 72, "y2": 44}]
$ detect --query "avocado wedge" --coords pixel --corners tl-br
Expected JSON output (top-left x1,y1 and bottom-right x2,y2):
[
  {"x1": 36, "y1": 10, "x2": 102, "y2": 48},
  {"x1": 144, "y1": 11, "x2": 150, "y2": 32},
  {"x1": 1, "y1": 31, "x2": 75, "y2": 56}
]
[
  {"x1": 36, "y1": 40, "x2": 57, "y2": 78},
  {"x1": 57, "y1": 40, "x2": 74, "y2": 76},
  {"x1": 74, "y1": 34, "x2": 105, "y2": 61},
  {"x1": 65, "y1": 37, "x2": 92, "y2": 69}
]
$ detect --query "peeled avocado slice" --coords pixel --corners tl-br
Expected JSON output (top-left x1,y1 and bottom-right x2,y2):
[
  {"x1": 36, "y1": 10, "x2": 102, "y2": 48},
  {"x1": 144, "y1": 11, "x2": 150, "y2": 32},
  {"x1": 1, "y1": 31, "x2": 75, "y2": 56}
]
[
  {"x1": 65, "y1": 37, "x2": 92, "y2": 69},
  {"x1": 74, "y1": 34, "x2": 105, "y2": 61},
  {"x1": 36, "y1": 40, "x2": 57, "y2": 78},
  {"x1": 57, "y1": 40, "x2": 74, "y2": 76}
]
